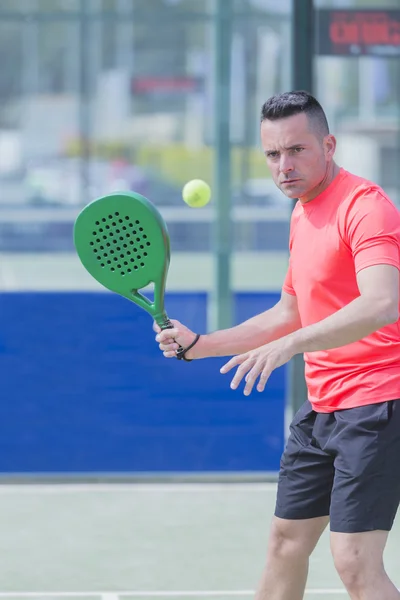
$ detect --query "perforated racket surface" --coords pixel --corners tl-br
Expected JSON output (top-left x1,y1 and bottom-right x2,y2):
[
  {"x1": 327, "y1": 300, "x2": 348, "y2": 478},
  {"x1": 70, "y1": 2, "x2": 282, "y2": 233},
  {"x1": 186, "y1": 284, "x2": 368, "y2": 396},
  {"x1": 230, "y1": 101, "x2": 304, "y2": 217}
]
[{"x1": 73, "y1": 191, "x2": 173, "y2": 329}]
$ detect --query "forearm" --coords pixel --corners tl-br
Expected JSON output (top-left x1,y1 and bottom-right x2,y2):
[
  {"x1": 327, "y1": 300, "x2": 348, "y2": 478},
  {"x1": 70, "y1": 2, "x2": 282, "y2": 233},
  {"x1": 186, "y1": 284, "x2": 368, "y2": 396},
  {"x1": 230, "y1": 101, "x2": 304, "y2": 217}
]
[
  {"x1": 287, "y1": 294, "x2": 397, "y2": 355},
  {"x1": 193, "y1": 303, "x2": 301, "y2": 359}
]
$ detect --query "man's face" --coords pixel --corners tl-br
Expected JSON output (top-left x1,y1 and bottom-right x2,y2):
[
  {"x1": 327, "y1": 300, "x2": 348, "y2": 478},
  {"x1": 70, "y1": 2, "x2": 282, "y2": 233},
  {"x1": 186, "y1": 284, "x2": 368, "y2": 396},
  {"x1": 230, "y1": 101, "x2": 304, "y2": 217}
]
[{"x1": 260, "y1": 112, "x2": 336, "y2": 202}]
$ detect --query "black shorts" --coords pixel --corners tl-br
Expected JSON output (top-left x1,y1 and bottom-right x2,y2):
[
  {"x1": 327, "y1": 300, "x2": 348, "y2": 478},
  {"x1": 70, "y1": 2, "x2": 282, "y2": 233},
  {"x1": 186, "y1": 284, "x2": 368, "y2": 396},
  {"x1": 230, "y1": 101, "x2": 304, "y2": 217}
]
[{"x1": 275, "y1": 399, "x2": 400, "y2": 533}]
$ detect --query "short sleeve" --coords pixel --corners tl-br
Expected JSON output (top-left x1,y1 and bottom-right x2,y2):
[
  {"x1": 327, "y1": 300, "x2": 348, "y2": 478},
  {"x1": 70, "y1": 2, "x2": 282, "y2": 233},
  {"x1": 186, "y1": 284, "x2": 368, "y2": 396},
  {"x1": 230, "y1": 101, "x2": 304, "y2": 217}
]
[
  {"x1": 282, "y1": 206, "x2": 301, "y2": 296},
  {"x1": 343, "y1": 190, "x2": 400, "y2": 274},
  {"x1": 282, "y1": 261, "x2": 296, "y2": 296}
]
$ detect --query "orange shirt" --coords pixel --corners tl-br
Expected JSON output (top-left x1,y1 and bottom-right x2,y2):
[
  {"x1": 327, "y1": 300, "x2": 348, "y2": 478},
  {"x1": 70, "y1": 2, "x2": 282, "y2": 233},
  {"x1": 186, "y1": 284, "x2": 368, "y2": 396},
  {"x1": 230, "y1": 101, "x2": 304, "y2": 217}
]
[{"x1": 283, "y1": 168, "x2": 400, "y2": 412}]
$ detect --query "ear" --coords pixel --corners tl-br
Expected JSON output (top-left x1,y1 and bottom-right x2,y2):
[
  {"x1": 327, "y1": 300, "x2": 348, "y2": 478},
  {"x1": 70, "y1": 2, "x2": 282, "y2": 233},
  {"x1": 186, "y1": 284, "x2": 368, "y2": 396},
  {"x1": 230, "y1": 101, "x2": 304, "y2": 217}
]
[{"x1": 324, "y1": 134, "x2": 336, "y2": 160}]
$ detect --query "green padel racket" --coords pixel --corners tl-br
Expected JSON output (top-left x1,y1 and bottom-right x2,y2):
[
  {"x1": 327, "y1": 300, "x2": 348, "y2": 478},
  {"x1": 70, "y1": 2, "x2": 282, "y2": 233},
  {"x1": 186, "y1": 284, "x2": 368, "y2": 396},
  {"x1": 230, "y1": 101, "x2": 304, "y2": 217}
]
[{"x1": 73, "y1": 191, "x2": 194, "y2": 360}]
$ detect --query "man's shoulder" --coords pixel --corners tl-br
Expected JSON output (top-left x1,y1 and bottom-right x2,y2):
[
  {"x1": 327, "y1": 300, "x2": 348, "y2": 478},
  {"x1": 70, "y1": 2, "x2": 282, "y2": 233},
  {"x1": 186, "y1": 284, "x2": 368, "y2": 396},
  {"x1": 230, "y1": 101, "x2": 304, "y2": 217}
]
[
  {"x1": 291, "y1": 199, "x2": 304, "y2": 217},
  {"x1": 336, "y1": 170, "x2": 400, "y2": 241},
  {"x1": 340, "y1": 168, "x2": 380, "y2": 192},
  {"x1": 339, "y1": 169, "x2": 397, "y2": 212},
  {"x1": 288, "y1": 201, "x2": 303, "y2": 230}
]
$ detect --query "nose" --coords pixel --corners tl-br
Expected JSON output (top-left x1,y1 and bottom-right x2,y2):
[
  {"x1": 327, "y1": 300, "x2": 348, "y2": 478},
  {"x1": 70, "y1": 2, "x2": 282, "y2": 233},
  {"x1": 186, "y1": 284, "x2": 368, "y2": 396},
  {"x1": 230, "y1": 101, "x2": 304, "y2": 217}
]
[{"x1": 279, "y1": 154, "x2": 294, "y2": 174}]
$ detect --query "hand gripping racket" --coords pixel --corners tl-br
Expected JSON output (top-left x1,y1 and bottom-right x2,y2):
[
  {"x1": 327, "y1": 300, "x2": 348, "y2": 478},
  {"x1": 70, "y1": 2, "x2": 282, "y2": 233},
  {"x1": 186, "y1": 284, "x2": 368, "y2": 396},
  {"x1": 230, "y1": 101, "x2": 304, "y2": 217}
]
[{"x1": 73, "y1": 191, "x2": 199, "y2": 361}]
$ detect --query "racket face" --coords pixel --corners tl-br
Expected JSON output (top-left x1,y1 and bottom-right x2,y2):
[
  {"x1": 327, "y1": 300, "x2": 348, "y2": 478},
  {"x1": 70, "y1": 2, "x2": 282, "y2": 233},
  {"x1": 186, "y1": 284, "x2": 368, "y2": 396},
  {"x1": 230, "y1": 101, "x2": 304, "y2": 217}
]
[{"x1": 74, "y1": 192, "x2": 170, "y2": 313}]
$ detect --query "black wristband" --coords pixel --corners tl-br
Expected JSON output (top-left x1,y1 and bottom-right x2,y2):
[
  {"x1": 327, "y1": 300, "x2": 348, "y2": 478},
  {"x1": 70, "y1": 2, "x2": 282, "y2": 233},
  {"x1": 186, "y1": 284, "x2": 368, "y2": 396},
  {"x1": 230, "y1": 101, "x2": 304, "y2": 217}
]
[{"x1": 176, "y1": 333, "x2": 201, "y2": 362}]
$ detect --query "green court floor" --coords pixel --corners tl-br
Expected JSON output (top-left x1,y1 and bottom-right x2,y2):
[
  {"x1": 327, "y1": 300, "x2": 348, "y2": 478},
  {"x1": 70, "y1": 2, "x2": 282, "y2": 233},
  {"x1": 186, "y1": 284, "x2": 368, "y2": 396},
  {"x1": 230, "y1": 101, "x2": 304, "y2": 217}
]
[{"x1": 0, "y1": 482, "x2": 398, "y2": 600}]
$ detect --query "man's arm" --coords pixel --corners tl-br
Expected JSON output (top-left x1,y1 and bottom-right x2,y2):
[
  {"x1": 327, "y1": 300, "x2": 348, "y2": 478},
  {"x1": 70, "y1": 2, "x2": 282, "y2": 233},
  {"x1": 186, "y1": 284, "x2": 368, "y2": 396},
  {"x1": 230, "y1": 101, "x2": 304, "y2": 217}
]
[
  {"x1": 192, "y1": 290, "x2": 301, "y2": 359},
  {"x1": 155, "y1": 290, "x2": 301, "y2": 359},
  {"x1": 287, "y1": 264, "x2": 399, "y2": 355},
  {"x1": 221, "y1": 264, "x2": 399, "y2": 395}
]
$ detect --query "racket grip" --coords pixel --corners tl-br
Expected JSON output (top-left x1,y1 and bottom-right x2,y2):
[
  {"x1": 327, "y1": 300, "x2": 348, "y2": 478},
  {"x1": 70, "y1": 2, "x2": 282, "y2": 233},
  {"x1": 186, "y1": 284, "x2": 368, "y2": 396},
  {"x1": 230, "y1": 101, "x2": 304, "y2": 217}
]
[
  {"x1": 159, "y1": 318, "x2": 186, "y2": 359},
  {"x1": 159, "y1": 319, "x2": 200, "y2": 362},
  {"x1": 160, "y1": 319, "x2": 174, "y2": 331}
]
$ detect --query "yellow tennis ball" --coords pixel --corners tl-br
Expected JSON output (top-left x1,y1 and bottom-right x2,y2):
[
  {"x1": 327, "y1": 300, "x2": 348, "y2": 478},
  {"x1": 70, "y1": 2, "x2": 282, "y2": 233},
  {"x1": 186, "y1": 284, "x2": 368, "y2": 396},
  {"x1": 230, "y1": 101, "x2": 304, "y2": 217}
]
[{"x1": 182, "y1": 179, "x2": 211, "y2": 208}]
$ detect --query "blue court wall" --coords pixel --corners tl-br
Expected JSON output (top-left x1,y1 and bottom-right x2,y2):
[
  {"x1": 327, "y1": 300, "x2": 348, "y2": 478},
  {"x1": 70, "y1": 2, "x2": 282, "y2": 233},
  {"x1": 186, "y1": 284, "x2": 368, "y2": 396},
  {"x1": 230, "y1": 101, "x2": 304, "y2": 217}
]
[{"x1": 0, "y1": 292, "x2": 286, "y2": 474}]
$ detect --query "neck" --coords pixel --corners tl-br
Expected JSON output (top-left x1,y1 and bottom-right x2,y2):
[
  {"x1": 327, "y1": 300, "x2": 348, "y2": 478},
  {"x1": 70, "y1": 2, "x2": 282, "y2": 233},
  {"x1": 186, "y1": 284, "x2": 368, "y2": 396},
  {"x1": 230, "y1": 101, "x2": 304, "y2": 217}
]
[{"x1": 299, "y1": 162, "x2": 340, "y2": 204}]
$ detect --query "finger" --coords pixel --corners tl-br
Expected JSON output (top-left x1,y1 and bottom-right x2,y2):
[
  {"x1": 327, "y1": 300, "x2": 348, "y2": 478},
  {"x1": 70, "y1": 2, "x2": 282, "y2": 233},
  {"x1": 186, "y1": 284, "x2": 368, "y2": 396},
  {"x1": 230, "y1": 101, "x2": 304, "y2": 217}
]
[
  {"x1": 159, "y1": 342, "x2": 179, "y2": 352},
  {"x1": 156, "y1": 335, "x2": 175, "y2": 346},
  {"x1": 163, "y1": 350, "x2": 177, "y2": 358},
  {"x1": 153, "y1": 321, "x2": 161, "y2": 333},
  {"x1": 220, "y1": 353, "x2": 248, "y2": 374},
  {"x1": 158, "y1": 336, "x2": 175, "y2": 345},
  {"x1": 229, "y1": 358, "x2": 256, "y2": 390},
  {"x1": 243, "y1": 363, "x2": 263, "y2": 396},
  {"x1": 156, "y1": 329, "x2": 178, "y2": 343},
  {"x1": 256, "y1": 366, "x2": 272, "y2": 393}
]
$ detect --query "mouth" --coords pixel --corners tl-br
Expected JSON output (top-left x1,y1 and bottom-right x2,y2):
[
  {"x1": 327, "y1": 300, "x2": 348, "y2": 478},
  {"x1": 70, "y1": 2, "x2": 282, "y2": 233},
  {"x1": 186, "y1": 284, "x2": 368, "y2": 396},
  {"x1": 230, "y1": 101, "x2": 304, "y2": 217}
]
[{"x1": 281, "y1": 179, "x2": 300, "y2": 185}]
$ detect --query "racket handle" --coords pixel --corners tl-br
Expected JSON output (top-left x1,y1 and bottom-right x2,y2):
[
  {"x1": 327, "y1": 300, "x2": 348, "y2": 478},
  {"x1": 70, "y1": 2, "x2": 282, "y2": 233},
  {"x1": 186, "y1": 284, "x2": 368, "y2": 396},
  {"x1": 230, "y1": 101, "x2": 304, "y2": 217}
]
[
  {"x1": 159, "y1": 319, "x2": 200, "y2": 362},
  {"x1": 160, "y1": 318, "x2": 186, "y2": 360}
]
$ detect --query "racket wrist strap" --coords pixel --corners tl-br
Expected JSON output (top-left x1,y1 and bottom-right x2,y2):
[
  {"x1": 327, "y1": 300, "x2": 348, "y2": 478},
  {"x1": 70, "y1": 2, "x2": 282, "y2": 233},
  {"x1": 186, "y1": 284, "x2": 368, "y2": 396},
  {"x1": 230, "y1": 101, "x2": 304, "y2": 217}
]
[{"x1": 176, "y1": 333, "x2": 201, "y2": 362}]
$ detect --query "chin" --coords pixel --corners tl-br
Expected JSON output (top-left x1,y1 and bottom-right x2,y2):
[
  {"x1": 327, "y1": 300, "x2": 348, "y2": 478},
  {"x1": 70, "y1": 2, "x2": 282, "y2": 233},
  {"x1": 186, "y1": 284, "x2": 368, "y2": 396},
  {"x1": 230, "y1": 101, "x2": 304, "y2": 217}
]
[{"x1": 279, "y1": 187, "x2": 300, "y2": 198}]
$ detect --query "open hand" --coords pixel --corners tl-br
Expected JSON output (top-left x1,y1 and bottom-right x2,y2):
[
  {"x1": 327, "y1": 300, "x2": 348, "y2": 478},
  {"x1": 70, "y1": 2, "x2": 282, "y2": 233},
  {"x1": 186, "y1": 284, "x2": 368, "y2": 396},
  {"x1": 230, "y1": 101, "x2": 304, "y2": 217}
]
[{"x1": 220, "y1": 338, "x2": 295, "y2": 396}]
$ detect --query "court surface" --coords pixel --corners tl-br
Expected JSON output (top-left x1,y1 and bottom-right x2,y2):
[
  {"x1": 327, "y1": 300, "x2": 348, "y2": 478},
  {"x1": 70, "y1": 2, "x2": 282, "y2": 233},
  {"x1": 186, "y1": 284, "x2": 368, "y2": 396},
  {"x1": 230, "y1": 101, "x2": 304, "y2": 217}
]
[{"x1": 0, "y1": 482, "x2": 399, "y2": 600}]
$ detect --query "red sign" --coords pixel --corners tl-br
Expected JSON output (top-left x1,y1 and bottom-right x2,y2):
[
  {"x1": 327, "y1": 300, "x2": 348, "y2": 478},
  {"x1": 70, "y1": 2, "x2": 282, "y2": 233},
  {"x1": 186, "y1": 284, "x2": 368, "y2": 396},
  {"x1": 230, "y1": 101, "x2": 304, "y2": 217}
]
[
  {"x1": 316, "y1": 9, "x2": 400, "y2": 56},
  {"x1": 132, "y1": 77, "x2": 202, "y2": 94}
]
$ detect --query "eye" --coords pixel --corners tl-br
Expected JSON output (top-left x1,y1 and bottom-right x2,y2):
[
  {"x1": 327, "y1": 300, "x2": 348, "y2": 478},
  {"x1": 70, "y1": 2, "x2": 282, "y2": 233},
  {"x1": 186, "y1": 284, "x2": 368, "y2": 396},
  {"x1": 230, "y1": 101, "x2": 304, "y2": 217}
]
[
  {"x1": 292, "y1": 147, "x2": 304, "y2": 154},
  {"x1": 267, "y1": 151, "x2": 279, "y2": 159}
]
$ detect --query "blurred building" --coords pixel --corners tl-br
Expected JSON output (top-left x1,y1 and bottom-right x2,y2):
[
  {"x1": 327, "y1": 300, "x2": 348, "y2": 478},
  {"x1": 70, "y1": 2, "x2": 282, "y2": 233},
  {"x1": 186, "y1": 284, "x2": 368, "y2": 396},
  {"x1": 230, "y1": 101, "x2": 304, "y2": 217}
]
[{"x1": 0, "y1": 0, "x2": 398, "y2": 260}]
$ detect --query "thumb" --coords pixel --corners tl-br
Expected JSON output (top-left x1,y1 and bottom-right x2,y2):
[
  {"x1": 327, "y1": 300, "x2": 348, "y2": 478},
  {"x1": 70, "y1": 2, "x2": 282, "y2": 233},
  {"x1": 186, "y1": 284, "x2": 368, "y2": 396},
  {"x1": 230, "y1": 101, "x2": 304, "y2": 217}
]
[{"x1": 153, "y1": 321, "x2": 162, "y2": 333}]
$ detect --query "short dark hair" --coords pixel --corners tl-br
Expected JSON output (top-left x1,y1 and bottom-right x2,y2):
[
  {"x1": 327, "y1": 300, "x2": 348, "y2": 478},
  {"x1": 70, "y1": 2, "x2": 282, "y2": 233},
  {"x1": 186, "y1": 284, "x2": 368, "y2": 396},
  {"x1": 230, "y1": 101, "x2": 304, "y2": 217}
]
[{"x1": 260, "y1": 90, "x2": 329, "y2": 139}]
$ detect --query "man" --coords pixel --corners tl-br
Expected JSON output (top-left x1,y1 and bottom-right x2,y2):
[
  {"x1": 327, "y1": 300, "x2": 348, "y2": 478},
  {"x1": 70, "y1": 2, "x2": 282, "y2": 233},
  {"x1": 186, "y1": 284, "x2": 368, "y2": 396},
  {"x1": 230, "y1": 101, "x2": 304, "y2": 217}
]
[{"x1": 154, "y1": 91, "x2": 400, "y2": 600}]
